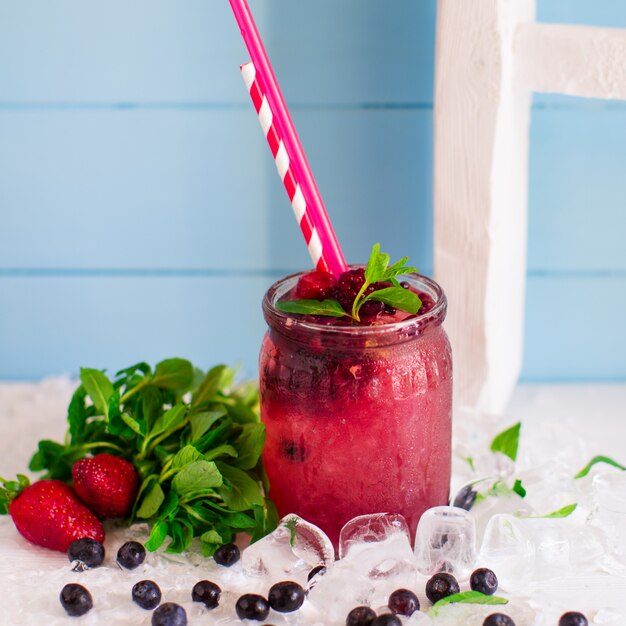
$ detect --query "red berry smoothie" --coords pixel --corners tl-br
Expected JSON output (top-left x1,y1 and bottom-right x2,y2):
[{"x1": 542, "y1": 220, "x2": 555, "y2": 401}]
[{"x1": 259, "y1": 270, "x2": 452, "y2": 547}]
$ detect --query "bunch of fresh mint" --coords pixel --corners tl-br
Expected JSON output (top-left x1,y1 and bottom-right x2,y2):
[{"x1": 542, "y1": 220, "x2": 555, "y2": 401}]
[
  {"x1": 277, "y1": 243, "x2": 423, "y2": 322},
  {"x1": 28, "y1": 359, "x2": 277, "y2": 555}
]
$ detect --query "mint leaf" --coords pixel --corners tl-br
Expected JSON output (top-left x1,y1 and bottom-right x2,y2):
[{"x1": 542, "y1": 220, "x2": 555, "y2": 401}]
[
  {"x1": 200, "y1": 529, "x2": 223, "y2": 557},
  {"x1": 67, "y1": 386, "x2": 88, "y2": 444},
  {"x1": 153, "y1": 358, "x2": 194, "y2": 392},
  {"x1": 537, "y1": 503, "x2": 577, "y2": 519},
  {"x1": 80, "y1": 368, "x2": 114, "y2": 417},
  {"x1": 383, "y1": 256, "x2": 417, "y2": 281},
  {"x1": 192, "y1": 365, "x2": 229, "y2": 408},
  {"x1": 217, "y1": 463, "x2": 264, "y2": 511},
  {"x1": 490, "y1": 422, "x2": 521, "y2": 462},
  {"x1": 363, "y1": 286, "x2": 422, "y2": 314},
  {"x1": 136, "y1": 481, "x2": 165, "y2": 519},
  {"x1": 276, "y1": 299, "x2": 347, "y2": 317},
  {"x1": 512, "y1": 479, "x2": 527, "y2": 498},
  {"x1": 284, "y1": 517, "x2": 299, "y2": 547},
  {"x1": 145, "y1": 520, "x2": 169, "y2": 551},
  {"x1": 190, "y1": 410, "x2": 226, "y2": 442},
  {"x1": 575, "y1": 455, "x2": 626, "y2": 479},
  {"x1": 430, "y1": 591, "x2": 508, "y2": 616},
  {"x1": 203, "y1": 444, "x2": 238, "y2": 462},
  {"x1": 172, "y1": 460, "x2": 223, "y2": 496},
  {"x1": 233, "y1": 423, "x2": 265, "y2": 470},
  {"x1": 150, "y1": 403, "x2": 188, "y2": 440},
  {"x1": 365, "y1": 243, "x2": 390, "y2": 284},
  {"x1": 171, "y1": 445, "x2": 204, "y2": 470}
]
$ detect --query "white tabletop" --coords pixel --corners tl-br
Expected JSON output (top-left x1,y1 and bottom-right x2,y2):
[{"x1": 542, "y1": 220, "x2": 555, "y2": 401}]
[{"x1": 1, "y1": 380, "x2": 625, "y2": 624}]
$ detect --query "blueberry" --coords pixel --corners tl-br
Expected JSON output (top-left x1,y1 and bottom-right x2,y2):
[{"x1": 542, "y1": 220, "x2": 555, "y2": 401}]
[
  {"x1": 132, "y1": 580, "x2": 161, "y2": 610},
  {"x1": 307, "y1": 565, "x2": 327, "y2": 581},
  {"x1": 213, "y1": 542, "x2": 240, "y2": 567},
  {"x1": 470, "y1": 567, "x2": 498, "y2": 595},
  {"x1": 67, "y1": 538, "x2": 105, "y2": 569},
  {"x1": 425, "y1": 572, "x2": 460, "y2": 603},
  {"x1": 60, "y1": 583, "x2": 93, "y2": 617},
  {"x1": 346, "y1": 606, "x2": 376, "y2": 626},
  {"x1": 268, "y1": 580, "x2": 305, "y2": 612},
  {"x1": 371, "y1": 615, "x2": 402, "y2": 626},
  {"x1": 235, "y1": 594, "x2": 270, "y2": 621},
  {"x1": 281, "y1": 440, "x2": 309, "y2": 462},
  {"x1": 387, "y1": 588, "x2": 420, "y2": 616},
  {"x1": 191, "y1": 580, "x2": 221, "y2": 609},
  {"x1": 452, "y1": 484, "x2": 478, "y2": 511},
  {"x1": 559, "y1": 612, "x2": 588, "y2": 626},
  {"x1": 400, "y1": 281, "x2": 410, "y2": 289},
  {"x1": 151, "y1": 602, "x2": 187, "y2": 626},
  {"x1": 483, "y1": 614, "x2": 515, "y2": 626},
  {"x1": 117, "y1": 541, "x2": 146, "y2": 569}
]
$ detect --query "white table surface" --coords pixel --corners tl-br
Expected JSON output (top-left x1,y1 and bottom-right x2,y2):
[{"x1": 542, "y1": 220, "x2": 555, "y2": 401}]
[{"x1": 1, "y1": 380, "x2": 625, "y2": 624}]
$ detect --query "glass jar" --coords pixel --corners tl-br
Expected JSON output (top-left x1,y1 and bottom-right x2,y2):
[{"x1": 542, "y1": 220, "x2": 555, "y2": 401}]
[{"x1": 259, "y1": 272, "x2": 452, "y2": 546}]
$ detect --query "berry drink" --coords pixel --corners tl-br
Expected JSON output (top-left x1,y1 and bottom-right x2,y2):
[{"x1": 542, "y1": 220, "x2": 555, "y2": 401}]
[{"x1": 260, "y1": 268, "x2": 452, "y2": 547}]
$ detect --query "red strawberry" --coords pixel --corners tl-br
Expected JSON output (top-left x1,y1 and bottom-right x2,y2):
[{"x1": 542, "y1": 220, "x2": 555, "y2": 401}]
[
  {"x1": 8, "y1": 479, "x2": 104, "y2": 552},
  {"x1": 72, "y1": 454, "x2": 139, "y2": 518}
]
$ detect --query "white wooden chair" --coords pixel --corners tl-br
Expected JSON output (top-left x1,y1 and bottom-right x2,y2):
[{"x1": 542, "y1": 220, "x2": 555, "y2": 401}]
[{"x1": 434, "y1": 0, "x2": 626, "y2": 412}]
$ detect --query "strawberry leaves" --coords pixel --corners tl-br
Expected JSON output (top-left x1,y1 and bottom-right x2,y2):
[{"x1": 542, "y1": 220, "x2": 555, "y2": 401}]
[{"x1": 14, "y1": 358, "x2": 275, "y2": 554}]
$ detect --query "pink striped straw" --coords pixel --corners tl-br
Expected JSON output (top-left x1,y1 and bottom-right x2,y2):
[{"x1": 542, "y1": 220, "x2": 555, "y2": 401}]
[{"x1": 229, "y1": 0, "x2": 347, "y2": 276}]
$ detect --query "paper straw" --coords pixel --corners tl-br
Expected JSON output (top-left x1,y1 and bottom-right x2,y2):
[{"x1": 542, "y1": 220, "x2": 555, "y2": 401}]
[{"x1": 229, "y1": 0, "x2": 347, "y2": 276}]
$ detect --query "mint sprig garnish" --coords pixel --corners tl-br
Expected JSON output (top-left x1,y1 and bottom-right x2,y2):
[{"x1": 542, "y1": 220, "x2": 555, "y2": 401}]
[
  {"x1": 16, "y1": 358, "x2": 278, "y2": 555},
  {"x1": 276, "y1": 243, "x2": 421, "y2": 322}
]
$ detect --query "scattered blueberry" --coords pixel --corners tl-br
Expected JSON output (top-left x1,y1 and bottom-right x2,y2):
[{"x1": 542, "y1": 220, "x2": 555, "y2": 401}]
[
  {"x1": 371, "y1": 614, "x2": 402, "y2": 626},
  {"x1": 400, "y1": 281, "x2": 410, "y2": 289},
  {"x1": 280, "y1": 440, "x2": 309, "y2": 462},
  {"x1": 132, "y1": 580, "x2": 162, "y2": 610},
  {"x1": 387, "y1": 588, "x2": 420, "y2": 616},
  {"x1": 483, "y1": 614, "x2": 515, "y2": 626},
  {"x1": 383, "y1": 304, "x2": 396, "y2": 315},
  {"x1": 67, "y1": 538, "x2": 105, "y2": 569},
  {"x1": 345, "y1": 606, "x2": 376, "y2": 626},
  {"x1": 60, "y1": 583, "x2": 93, "y2": 617},
  {"x1": 425, "y1": 572, "x2": 460, "y2": 603},
  {"x1": 452, "y1": 484, "x2": 478, "y2": 511},
  {"x1": 268, "y1": 580, "x2": 305, "y2": 613},
  {"x1": 470, "y1": 567, "x2": 498, "y2": 595},
  {"x1": 235, "y1": 594, "x2": 270, "y2": 621},
  {"x1": 117, "y1": 541, "x2": 146, "y2": 569},
  {"x1": 308, "y1": 565, "x2": 327, "y2": 581},
  {"x1": 191, "y1": 580, "x2": 221, "y2": 609},
  {"x1": 213, "y1": 542, "x2": 240, "y2": 567},
  {"x1": 152, "y1": 602, "x2": 187, "y2": 626},
  {"x1": 559, "y1": 612, "x2": 588, "y2": 626}
]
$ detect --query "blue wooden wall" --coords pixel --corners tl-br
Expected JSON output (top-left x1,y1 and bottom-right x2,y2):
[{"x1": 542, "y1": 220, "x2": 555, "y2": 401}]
[{"x1": 0, "y1": 1, "x2": 624, "y2": 382}]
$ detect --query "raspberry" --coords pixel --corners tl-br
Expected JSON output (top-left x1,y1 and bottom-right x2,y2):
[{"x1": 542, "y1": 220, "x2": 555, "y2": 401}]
[{"x1": 294, "y1": 271, "x2": 336, "y2": 300}]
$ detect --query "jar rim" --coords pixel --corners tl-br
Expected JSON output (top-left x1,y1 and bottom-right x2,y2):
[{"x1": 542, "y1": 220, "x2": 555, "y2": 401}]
[{"x1": 262, "y1": 270, "x2": 447, "y2": 342}]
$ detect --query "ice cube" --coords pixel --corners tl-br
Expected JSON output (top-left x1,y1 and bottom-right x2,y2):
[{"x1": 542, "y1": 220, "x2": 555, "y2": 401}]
[
  {"x1": 241, "y1": 514, "x2": 334, "y2": 585},
  {"x1": 593, "y1": 471, "x2": 626, "y2": 560},
  {"x1": 414, "y1": 506, "x2": 476, "y2": 579},
  {"x1": 306, "y1": 513, "x2": 419, "y2": 617},
  {"x1": 339, "y1": 513, "x2": 410, "y2": 559},
  {"x1": 479, "y1": 513, "x2": 571, "y2": 591}
]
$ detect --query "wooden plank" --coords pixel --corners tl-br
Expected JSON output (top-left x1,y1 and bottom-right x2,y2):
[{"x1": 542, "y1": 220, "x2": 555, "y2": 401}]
[
  {"x1": 516, "y1": 23, "x2": 626, "y2": 100},
  {"x1": 0, "y1": 275, "x2": 275, "y2": 380},
  {"x1": 528, "y1": 106, "x2": 626, "y2": 272},
  {"x1": 0, "y1": 109, "x2": 433, "y2": 272},
  {"x1": 434, "y1": 0, "x2": 534, "y2": 413},
  {"x1": 521, "y1": 274, "x2": 626, "y2": 381},
  {"x1": 537, "y1": 1, "x2": 626, "y2": 28},
  {"x1": 0, "y1": 0, "x2": 435, "y2": 105}
]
